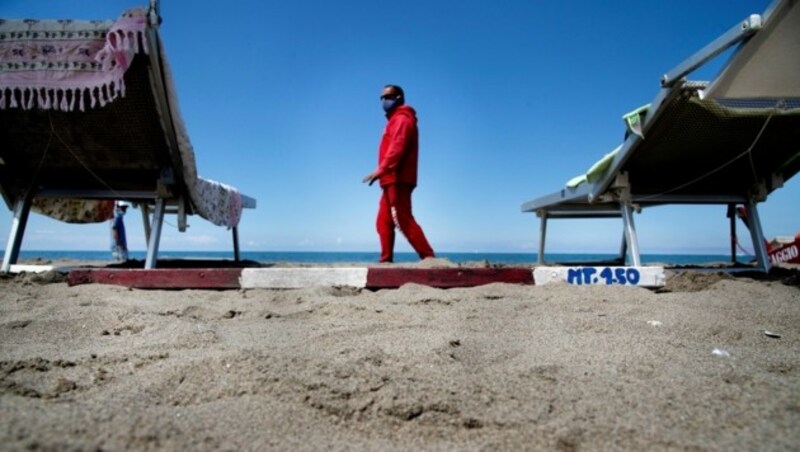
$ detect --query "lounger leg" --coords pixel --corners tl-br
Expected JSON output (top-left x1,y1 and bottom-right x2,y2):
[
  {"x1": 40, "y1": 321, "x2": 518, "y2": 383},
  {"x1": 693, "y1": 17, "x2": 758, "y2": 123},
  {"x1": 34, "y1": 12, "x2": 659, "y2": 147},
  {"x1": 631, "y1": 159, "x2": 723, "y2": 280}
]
[
  {"x1": 145, "y1": 198, "x2": 166, "y2": 270},
  {"x1": 538, "y1": 213, "x2": 547, "y2": 265},
  {"x1": 232, "y1": 227, "x2": 240, "y2": 262},
  {"x1": 177, "y1": 200, "x2": 187, "y2": 232},
  {"x1": 1, "y1": 195, "x2": 33, "y2": 273},
  {"x1": 744, "y1": 200, "x2": 770, "y2": 272},
  {"x1": 621, "y1": 203, "x2": 642, "y2": 266},
  {"x1": 141, "y1": 203, "x2": 151, "y2": 245},
  {"x1": 727, "y1": 204, "x2": 737, "y2": 264},
  {"x1": 619, "y1": 230, "x2": 628, "y2": 265}
]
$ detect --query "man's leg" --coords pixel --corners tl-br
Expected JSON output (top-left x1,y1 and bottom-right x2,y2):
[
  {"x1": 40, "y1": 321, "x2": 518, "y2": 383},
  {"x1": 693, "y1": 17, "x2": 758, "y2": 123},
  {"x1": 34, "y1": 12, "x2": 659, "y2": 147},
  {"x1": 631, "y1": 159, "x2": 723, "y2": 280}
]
[
  {"x1": 376, "y1": 189, "x2": 395, "y2": 263},
  {"x1": 386, "y1": 184, "x2": 435, "y2": 259}
]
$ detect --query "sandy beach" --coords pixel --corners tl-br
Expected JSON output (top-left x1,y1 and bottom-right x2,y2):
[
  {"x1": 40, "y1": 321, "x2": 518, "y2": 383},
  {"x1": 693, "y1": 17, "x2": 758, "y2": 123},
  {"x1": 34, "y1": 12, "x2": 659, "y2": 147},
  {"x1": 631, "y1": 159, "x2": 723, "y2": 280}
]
[{"x1": 1, "y1": 267, "x2": 799, "y2": 450}]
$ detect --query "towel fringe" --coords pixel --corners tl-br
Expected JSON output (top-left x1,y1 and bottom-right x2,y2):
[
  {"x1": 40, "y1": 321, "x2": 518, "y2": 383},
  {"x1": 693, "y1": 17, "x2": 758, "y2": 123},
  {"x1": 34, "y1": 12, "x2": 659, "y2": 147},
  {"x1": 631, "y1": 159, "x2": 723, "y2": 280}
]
[
  {"x1": 69, "y1": 88, "x2": 76, "y2": 111},
  {"x1": 21, "y1": 88, "x2": 33, "y2": 110},
  {"x1": 0, "y1": 73, "x2": 135, "y2": 111},
  {"x1": 60, "y1": 90, "x2": 69, "y2": 111},
  {"x1": 99, "y1": 85, "x2": 107, "y2": 108}
]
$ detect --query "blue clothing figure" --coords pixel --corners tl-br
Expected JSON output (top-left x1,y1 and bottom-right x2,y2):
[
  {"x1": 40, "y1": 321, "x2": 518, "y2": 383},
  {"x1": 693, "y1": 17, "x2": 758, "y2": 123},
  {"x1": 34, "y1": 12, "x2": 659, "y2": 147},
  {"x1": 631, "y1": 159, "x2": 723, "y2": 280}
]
[{"x1": 111, "y1": 201, "x2": 129, "y2": 262}]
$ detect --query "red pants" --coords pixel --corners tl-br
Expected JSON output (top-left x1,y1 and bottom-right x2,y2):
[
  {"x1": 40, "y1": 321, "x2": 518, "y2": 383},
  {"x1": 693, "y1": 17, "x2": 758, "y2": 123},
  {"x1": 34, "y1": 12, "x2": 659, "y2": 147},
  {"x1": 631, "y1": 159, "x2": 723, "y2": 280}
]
[{"x1": 377, "y1": 183, "x2": 435, "y2": 263}]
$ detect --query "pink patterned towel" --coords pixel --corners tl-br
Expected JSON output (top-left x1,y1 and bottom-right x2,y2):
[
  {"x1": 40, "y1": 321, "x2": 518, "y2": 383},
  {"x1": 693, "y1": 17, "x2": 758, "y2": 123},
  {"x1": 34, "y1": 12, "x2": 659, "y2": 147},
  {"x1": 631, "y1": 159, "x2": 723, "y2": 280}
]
[
  {"x1": 195, "y1": 177, "x2": 243, "y2": 229},
  {"x1": 1, "y1": 8, "x2": 246, "y2": 229},
  {"x1": 0, "y1": 8, "x2": 147, "y2": 111},
  {"x1": 31, "y1": 199, "x2": 115, "y2": 224}
]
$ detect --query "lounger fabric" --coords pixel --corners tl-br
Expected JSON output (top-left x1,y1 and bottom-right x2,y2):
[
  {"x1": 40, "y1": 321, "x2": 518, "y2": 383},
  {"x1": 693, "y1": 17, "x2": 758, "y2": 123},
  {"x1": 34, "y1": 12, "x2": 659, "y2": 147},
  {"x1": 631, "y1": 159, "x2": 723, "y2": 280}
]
[
  {"x1": 565, "y1": 105, "x2": 647, "y2": 189},
  {"x1": 0, "y1": 8, "x2": 243, "y2": 228},
  {"x1": 565, "y1": 93, "x2": 800, "y2": 193},
  {"x1": 565, "y1": 146, "x2": 620, "y2": 189}
]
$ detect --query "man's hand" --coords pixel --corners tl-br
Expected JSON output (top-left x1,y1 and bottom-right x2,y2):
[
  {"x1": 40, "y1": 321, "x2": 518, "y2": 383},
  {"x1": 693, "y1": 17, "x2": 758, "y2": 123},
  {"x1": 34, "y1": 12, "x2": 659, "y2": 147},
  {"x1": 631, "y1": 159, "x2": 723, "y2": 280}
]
[{"x1": 362, "y1": 171, "x2": 380, "y2": 186}]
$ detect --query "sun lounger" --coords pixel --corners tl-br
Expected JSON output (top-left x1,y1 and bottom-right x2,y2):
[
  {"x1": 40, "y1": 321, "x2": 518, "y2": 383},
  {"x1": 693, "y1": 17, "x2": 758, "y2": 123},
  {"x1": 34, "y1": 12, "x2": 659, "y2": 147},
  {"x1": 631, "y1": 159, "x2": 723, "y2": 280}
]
[
  {"x1": 521, "y1": 0, "x2": 799, "y2": 271},
  {"x1": 0, "y1": 2, "x2": 256, "y2": 271}
]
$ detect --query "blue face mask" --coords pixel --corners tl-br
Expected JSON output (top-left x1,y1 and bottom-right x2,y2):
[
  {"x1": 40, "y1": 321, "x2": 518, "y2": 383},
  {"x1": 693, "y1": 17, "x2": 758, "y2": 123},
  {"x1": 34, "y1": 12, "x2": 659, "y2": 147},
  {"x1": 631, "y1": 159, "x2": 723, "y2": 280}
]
[{"x1": 382, "y1": 97, "x2": 399, "y2": 113}]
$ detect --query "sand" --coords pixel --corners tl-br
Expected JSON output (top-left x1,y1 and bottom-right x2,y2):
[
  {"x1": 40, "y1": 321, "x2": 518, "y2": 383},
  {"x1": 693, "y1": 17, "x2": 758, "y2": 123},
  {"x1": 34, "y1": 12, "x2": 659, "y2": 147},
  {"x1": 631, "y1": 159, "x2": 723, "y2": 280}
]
[{"x1": 1, "y1": 268, "x2": 799, "y2": 450}]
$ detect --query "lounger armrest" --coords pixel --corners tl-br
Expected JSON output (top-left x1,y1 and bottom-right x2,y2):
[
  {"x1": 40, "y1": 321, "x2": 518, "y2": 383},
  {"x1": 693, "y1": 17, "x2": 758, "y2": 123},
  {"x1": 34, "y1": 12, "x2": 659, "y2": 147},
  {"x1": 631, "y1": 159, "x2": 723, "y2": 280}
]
[
  {"x1": 241, "y1": 194, "x2": 257, "y2": 209},
  {"x1": 521, "y1": 184, "x2": 594, "y2": 213}
]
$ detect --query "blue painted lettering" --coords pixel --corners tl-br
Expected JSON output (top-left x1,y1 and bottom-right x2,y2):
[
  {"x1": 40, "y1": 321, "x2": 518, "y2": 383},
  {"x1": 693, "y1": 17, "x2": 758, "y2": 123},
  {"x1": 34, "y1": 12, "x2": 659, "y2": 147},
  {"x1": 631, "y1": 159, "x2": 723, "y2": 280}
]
[
  {"x1": 626, "y1": 268, "x2": 641, "y2": 284},
  {"x1": 582, "y1": 267, "x2": 597, "y2": 285},
  {"x1": 567, "y1": 268, "x2": 583, "y2": 285}
]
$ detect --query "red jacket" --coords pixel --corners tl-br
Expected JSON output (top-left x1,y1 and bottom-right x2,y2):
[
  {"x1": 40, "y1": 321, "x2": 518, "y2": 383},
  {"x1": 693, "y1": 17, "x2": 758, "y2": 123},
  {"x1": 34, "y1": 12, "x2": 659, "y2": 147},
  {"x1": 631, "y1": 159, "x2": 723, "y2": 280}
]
[{"x1": 377, "y1": 105, "x2": 419, "y2": 188}]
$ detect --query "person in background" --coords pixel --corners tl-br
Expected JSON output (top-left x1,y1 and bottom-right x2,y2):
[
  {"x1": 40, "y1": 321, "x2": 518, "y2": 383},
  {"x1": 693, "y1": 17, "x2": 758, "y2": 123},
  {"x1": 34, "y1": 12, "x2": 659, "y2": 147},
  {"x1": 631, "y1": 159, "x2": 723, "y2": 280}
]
[
  {"x1": 111, "y1": 201, "x2": 129, "y2": 262},
  {"x1": 363, "y1": 84, "x2": 435, "y2": 263}
]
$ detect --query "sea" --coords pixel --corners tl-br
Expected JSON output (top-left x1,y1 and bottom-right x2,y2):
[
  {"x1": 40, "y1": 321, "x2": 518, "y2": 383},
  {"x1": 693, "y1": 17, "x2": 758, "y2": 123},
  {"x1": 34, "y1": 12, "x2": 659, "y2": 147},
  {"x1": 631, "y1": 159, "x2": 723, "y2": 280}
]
[{"x1": 14, "y1": 250, "x2": 741, "y2": 266}]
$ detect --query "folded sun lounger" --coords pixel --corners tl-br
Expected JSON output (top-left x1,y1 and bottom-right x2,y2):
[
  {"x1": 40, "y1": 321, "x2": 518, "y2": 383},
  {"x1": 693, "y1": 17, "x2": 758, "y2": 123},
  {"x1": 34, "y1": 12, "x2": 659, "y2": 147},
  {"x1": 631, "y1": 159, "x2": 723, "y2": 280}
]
[
  {"x1": 0, "y1": 2, "x2": 256, "y2": 270},
  {"x1": 521, "y1": 0, "x2": 800, "y2": 271}
]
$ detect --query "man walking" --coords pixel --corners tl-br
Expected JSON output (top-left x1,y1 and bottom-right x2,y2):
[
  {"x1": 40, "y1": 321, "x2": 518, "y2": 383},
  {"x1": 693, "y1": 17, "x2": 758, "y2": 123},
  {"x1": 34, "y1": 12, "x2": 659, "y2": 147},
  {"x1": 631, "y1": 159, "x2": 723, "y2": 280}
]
[
  {"x1": 110, "y1": 201, "x2": 129, "y2": 262},
  {"x1": 363, "y1": 84, "x2": 435, "y2": 263}
]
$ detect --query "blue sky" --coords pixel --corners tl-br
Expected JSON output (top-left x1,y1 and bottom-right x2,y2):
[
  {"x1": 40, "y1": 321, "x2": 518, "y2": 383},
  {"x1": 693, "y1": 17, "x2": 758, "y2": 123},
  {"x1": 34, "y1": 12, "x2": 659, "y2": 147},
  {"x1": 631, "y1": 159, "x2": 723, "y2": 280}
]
[{"x1": 2, "y1": 0, "x2": 797, "y2": 255}]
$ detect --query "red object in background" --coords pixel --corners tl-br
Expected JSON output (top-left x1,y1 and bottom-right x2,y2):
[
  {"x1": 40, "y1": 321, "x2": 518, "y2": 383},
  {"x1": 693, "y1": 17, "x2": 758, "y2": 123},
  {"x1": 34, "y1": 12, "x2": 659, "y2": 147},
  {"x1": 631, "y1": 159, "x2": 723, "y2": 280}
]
[{"x1": 768, "y1": 235, "x2": 800, "y2": 265}]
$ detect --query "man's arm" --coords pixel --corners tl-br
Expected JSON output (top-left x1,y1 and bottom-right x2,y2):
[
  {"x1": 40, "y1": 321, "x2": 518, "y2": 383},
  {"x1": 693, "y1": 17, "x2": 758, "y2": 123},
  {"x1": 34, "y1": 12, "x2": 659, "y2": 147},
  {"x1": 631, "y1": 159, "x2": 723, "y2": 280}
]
[{"x1": 362, "y1": 116, "x2": 413, "y2": 185}]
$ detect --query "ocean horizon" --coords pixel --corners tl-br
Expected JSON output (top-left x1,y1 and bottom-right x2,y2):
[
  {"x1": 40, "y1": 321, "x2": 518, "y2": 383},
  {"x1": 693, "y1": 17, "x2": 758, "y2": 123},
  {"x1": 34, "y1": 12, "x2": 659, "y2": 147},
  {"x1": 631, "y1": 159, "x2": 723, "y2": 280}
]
[{"x1": 11, "y1": 250, "x2": 747, "y2": 266}]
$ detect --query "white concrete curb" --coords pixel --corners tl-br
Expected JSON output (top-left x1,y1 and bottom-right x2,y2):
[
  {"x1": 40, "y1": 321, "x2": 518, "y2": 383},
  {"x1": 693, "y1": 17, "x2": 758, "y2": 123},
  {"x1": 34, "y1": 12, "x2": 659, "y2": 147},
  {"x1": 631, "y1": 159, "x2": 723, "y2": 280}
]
[
  {"x1": 533, "y1": 266, "x2": 666, "y2": 287},
  {"x1": 9, "y1": 264, "x2": 63, "y2": 274},
  {"x1": 240, "y1": 267, "x2": 369, "y2": 289}
]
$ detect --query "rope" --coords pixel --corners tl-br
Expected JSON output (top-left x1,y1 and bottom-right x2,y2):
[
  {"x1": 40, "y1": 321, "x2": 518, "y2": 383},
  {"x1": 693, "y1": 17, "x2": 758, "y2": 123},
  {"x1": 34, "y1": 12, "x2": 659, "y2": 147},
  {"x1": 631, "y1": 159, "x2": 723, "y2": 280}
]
[
  {"x1": 48, "y1": 112, "x2": 123, "y2": 198},
  {"x1": 735, "y1": 238, "x2": 754, "y2": 258},
  {"x1": 24, "y1": 124, "x2": 54, "y2": 196},
  {"x1": 48, "y1": 114, "x2": 183, "y2": 230},
  {"x1": 637, "y1": 113, "x2": 773, "y2": 202},
  {"x1": 746, "y1": 114, "x2": 773, "y2": 181}
]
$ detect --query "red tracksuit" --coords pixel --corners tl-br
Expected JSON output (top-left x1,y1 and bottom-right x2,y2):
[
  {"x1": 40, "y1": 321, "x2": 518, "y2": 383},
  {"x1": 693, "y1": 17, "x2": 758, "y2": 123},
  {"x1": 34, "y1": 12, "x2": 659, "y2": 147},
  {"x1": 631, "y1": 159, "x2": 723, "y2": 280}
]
[{"x1": 375, "y1": 105, "x2": 435, "y2": 262}]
